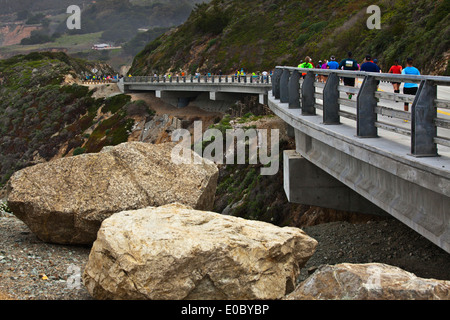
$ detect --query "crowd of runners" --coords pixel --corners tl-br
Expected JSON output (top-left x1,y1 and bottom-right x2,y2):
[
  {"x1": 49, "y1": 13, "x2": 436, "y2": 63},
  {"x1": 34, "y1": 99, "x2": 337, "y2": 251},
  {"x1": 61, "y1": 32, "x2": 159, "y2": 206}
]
[
  {"x1": 297, "y1": 52, "x2": 421, "y2": 112},
  {"x1": 83, "y1": 51, "x2": 422, "y2": 114}
]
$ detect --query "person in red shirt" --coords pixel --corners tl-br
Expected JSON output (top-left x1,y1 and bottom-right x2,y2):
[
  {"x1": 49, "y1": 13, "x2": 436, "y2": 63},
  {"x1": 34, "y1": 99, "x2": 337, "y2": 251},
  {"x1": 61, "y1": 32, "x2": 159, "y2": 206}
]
[{"x1": 388, "y1": 59, "x2": 403, "y2": 94}]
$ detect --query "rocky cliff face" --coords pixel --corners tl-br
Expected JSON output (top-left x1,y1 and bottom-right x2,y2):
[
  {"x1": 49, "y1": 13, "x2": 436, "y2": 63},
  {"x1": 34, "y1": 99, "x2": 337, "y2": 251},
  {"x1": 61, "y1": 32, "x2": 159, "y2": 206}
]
[{"x1": 0, "y1": 23, "x2": 40, "y2": 47}]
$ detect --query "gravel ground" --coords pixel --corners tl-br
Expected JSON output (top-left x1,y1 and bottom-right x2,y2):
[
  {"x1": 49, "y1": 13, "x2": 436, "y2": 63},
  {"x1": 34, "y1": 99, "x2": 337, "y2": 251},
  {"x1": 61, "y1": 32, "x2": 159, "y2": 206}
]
[
  {"x1": 298, "y1": 218, "x2": 450, "y2": 283},
  {"x1": 0, "y1": 208, "x2": 92, "y2": 300},
  {"x1": 1, "y1": 200, "x2": 449, "y2": 300}
]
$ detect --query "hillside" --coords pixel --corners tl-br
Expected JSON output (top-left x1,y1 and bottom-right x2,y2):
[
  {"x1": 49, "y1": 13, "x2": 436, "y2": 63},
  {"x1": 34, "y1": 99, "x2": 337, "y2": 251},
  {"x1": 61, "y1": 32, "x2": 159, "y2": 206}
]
[
  {"x1": 55, "y1": 0, "x2": 207, "y2": 42},
  {"x1": 0, "y1": 0, "x2": 211, "y2": 71},
  {"x1": 130, "y1": 0, "x2": 450, "y2": 76},
  {"x1": 0, "y1": 0, "x2": 87, "y2": 15},
  {"x1": 0, "y1": 52, "x2": 153, "y2": 186}
]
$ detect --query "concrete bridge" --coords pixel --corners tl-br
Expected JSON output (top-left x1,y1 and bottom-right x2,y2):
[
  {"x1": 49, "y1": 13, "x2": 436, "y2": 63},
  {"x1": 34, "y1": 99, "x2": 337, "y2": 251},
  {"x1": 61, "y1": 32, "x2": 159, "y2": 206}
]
[
  {"x1": 271, "y1": 67, "x2": 450, "y2": 253},
  {"x1": 121, "y1": 75, "x2": 272, "y2": 107},
  {"x1": 119, "y1": 69, "x2": 450, "y2": 253}
]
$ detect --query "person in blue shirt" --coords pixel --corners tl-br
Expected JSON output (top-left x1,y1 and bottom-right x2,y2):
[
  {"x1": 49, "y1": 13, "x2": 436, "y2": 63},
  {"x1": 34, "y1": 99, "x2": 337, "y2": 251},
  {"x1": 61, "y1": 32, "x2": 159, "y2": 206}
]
[
  {"x1": 360, "y1": 55, "x2": 381, "y2": 89},
  {"x1": 327, "y1": 56, "x2": 339, "y2": 69},
  {"x1": 401, "y1": 57, "x2": 420, "y2": 112},
  {"x1": 360, "y1": 55, "x2": 381, "y2": 73}
]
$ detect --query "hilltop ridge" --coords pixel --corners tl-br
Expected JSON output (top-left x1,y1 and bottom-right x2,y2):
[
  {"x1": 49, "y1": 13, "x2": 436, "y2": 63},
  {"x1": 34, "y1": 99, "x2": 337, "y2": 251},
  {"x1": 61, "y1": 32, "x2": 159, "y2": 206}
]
[{"x1": 130, "y1": 0, "x2": 450, "y2": 76}]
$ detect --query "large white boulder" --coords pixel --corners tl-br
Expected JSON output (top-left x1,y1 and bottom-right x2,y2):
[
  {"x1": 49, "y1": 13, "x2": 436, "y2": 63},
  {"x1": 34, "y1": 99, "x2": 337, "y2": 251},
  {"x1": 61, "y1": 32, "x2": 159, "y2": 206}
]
[{"x1": 82, "y1": 203, "x2": 318, "y2": 300}]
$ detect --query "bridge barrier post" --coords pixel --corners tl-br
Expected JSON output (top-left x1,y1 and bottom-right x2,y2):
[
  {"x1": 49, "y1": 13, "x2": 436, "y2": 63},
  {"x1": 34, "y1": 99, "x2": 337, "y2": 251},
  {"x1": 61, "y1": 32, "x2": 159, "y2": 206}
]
[
  {"x1": 301, "y1": 71, "x2": 316, "y2": 115},
  {"x1": 280, "y1": 69, "x2": 290, "y2": 103},
  {"x1": 411, "y1": 80, "x2": 438, "y2": 156},
  {"x1": 272, "y1": 68, "x2": 282, "y2": 99},
  {"x1": 288, "y1": 70, "x2": 301, "y2": 109},
  {"x1": 323, "y1": 72, "x2": 341, "y2": 124},
  {"x1": 357, "y1": 75, "x2": 378, "y2": 137}
]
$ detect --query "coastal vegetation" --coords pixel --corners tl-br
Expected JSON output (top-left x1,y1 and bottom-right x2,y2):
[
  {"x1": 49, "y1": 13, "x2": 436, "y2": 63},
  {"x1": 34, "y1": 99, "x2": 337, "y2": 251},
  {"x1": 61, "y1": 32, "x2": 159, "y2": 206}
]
[
  {"x1": 0, "y1": 52, "x2": 150, "y2": 186},
  {"x1": 130, "y1": 0, "x2": 450, "y2": 76}
]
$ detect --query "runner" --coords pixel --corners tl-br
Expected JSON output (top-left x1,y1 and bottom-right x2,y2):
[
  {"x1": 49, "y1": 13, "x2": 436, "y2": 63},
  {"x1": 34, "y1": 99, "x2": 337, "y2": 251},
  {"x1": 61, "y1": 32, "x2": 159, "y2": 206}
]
[
  {"x1": 298, "y1": 56, "x2": 314, "y2": 77},
  {"x1": 321, "y1": 59, "x2": 329, "y2": 83},
  {"x1": 401, "y1": 57, "x2": 420, "y2": 113},
  {"x1": 262, "y1": 70, "x2": 268, "y2": 82},
  {"x1": 316, "y1": 60, "x2": 323, "y2": 82},
  {"x1": 360, "y1": 55, "x2": 380, "y2": 73},
  {"x1": 388, "y1": 59, "x2": 403, "y2": 95},
  {"x1": 327, "y1": 56, "x2": 339, "y2": 70},
  {"x1": 339, "y1": 52, "x2": 359, "y2": 99},
  {"x1": 360, "y1": 54, "x2": 381, "y2": 89}
]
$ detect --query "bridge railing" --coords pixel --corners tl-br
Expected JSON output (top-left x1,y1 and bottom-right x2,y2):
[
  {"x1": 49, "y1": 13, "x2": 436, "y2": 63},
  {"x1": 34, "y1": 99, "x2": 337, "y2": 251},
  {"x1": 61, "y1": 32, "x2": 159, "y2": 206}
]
[
  {"x1": 272, "y1": 66, "x2": 450, "y2": 157},
  {"x1": 124, "y1": 74, "x2": 272, "y2": 85}
]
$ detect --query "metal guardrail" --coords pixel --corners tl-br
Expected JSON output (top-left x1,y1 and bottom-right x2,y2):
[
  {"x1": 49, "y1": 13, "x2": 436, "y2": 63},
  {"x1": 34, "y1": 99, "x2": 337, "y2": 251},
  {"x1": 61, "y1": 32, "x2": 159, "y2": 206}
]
[
  {"x1": 272, "y1": 66, "x2": 450, "y2": 157},
  {"x1": 124, "y1": 74, "x2": 272, "y2": 85}
]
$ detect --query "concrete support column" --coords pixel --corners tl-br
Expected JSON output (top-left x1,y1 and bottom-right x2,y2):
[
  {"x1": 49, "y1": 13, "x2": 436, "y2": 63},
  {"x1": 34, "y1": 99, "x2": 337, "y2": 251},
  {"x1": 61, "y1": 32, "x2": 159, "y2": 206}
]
[
  {"x1": 288, "y1": 70, "x2": 301, "y2": 109},
  {"x1": 323, "y1": 72, "x2": 340, "y2": 124},
  {"x1": 357, "y1": 75, "x2": 378, "y2": 137},
  {"x1": 280, "y1": 69, "x2": 290, "y2": 103},
  {"x1": 259, "y1": 94, "x2": 268, "y2": 105},
  {"x1": 301, "y1": 71, "x2": 316, "y2": 115},
  {"x1": 412, "y1": 80, "x2": 438, "y2": 156},
  {"x1": 272, "y1": 68, "x2": 282, "y2": 99}
]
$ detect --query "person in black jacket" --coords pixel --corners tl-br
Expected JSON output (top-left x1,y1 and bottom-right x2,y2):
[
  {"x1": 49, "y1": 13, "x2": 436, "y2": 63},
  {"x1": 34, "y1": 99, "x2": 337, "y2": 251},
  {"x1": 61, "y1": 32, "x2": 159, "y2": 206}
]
[{"x1": 339, "y1": 52, "x2": 359, "y2": 99}]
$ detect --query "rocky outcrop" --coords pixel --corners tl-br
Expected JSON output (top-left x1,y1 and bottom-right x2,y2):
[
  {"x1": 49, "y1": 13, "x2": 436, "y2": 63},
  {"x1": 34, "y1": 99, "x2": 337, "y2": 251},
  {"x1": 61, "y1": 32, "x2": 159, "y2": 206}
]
[
  {"x1": 286, "y1": 263, "x2": 450, "y2": 300},
  {"x1": 0, "y1": 24, "x2": 40, "y2": 47},
  {"x1": 82, "y1": 203, "x2": 318, "y2": 300},
  {"x1": 6, "y1": 142, "x2": 218, "y2": 245},
  {"x1": 139, "y1": 114, "x2": 182, "y2": 144}
]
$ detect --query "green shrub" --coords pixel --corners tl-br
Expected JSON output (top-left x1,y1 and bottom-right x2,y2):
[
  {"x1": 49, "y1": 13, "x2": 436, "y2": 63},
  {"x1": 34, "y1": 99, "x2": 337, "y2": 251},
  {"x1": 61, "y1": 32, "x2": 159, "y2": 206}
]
[
  {"x1": 309, "y1": 21, "x2": 327, "y2": 33},
  {"x1": 195, "y1": 4, "x2": 231, "y2": 35},
  {"x1": 73, "y1": 147, "x2": 86, "y2": 156},
  {"x1": 101, "y1": 94, "x2": 132, "y2": 114},
  {"x1": 295, "y1": 33, "x2": 311, "y2": 46}
]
